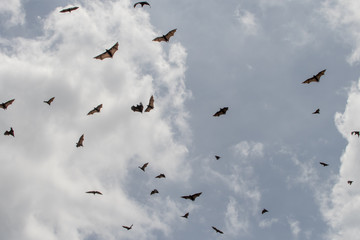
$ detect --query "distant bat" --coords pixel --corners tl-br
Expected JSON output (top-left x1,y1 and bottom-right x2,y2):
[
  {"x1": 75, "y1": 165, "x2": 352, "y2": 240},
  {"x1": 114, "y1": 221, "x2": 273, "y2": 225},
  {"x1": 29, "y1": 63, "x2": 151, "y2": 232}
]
[
  {"x1": 122, "y1": 224, "x2": 133, "y2": 230},
  {"x1": 181, "y1": 212, "x2": 189, "y2": 218},
  {"x1": 351, "y1": 131, "x2": 360, "y2": 137},
  {"x1": 320, "y1": 162, "x2": 329, "y2": 167},
  {"x1": 131, "y1": 102, "x2": 143, "y2": 113},
  {"x1": 94, "y1": 42, "x2": 119, "y2": 60},
  {"x1": 4, "y1": 127, "x2": 14, "y2": 137},
  {"x1": 261, "y1": 208, "x2": 268, "y2": 214},
  {"x1": 86, "y1": 191, "x2": 102, "y2": 195},
  {"x1": 215, "y1": 155, "x2": 221, "y2": 160},
  {"x1": 44, "y1": 97, "x2": 55, "y2": 105},
  {"x1": 181, "y1": 192, "x2": 202, "y2": 201},
  {"x1": 348, "y1": 180, "x2": 353, "y2": 185},
  {"x1": 139, "y1": 162, "x2": 149, "y2": 171},
  {"x1": 134, "y1": 1, "x2": 150, "y2": 8},
  {"x1": 312, "y1": 108, "x2": 320, "y2": 114},
  {"x1": 302, "y1": 69, "x2": 326, "y2": 84},
  {"x1": 60, "y1": 6, "x2": 79, "y2": 13},
  {"x1": 155, "y1": 173, "x2": 166, "y2": 178},
  {"x1": 212, "y1": 226, "x2": 224, "y2": 234},
  {"x1": 153, "y1": 29, "x2": 177, "y2": 42},
  {"x1": 0, "y1": 99, "x2": 15, "y2": 110},
  {"x1": 150, "y1": 189, "x2": 159, "y2": 195},
  {"x1": 213, "y1": 107, "x2": 228, "y2": 117},
  {"x1": 76, "y1": 134, "x2": 84, "y2": 147},
  {"x1": 144, "y1": 95, "x2": 154, "y2": 112},
  {"x1": 87, "y1": 104, "x2": 103, "y2": 115}
]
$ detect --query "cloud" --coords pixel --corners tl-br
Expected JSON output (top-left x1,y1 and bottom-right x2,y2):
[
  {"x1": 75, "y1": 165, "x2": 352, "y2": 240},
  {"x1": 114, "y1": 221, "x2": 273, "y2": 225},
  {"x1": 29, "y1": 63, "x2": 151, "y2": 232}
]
[
  {"x1": 288, "y1": 218, "x2": 301, "y2": 238},
  {"x1": 0, "y1": 0, "x2": 25, "y2": 26},
  {"x1": 233, "y1": 141, "x2": 264, "y2": 158},
  {"x1": 234, "y1": 7, "x2": 260, "y2": 35},
  {"x1": 224, "y1": 197, "x2": 250, "y2": 236}
]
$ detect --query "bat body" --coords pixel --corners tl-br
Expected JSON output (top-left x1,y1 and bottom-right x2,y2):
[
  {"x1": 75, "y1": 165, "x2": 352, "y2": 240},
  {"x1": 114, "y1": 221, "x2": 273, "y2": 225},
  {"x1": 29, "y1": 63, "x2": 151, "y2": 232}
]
[
  {"x1": 60, "y1": 6, "x2": 79, "y2": 13},
  {"x1": 215, "y1": 155, "x2": 221, "y2": 160},
  {"x1": 122, "y1": 224, "x2": 133, "y2": 230},
  {"x1": 134, "y1": 1, "x2": 150, "y2": 8},
  {"x1": 44, "y1": 97, "x2": 55, "y2": 105},
  {"x1": 348, "y1": 180, "x2": 353, "y2": 185},
  {"x1": 213, "y1": 107, "x2": 228, "y2": 117},
  {"x1": 94, "y1": 42, "x2": 119, "y2": 60},
  {"x1": 181, "y1": 212, "x2": 189, "y2": 218},
  {"x1": 4, "y1": 127, "x2": 14, "y2": 137},
  {"x1": 320, "y1": 162, "x2": 329, "y2": 167},
  {"x1": 312, "y1": 108, "x2": 320, "y2": 114},
  {"x1": 351, "y1": 131, "x2": 360, "y2": 137},
  {"x1": 76, "y1": 134, "x2": 84, "y2": 147},
  {"x1": 131, "y1": 102, "x2": 143, "y2": 113},
  {"x1": 155, "y1": 173, "x2": 166, "y2": 178},
  {"x1": 145, "y1": 95, "x2": 154, "y2": 112},
  {"x1": 87, "y1": 104, "x2": 103, "y2": 115},
  {"x1": 302, "y1": 69, "x2": 326, "y2": 84},
  {"x1": 181, "y1": 192, "x2": 202, "y2": 201},
  {"x1": 139, "y1": 162, "x2": 149, "y2": 171},
  {"x1": 86, "y1": 191, "x2": 102, "y2": 195},
  {"x1": 261, "y1": 208, "x2": 268, "y2": 214},
  {"x1": 212, "y1": 226, "x2": 224, "y2": 234},
  {"x1": 0, "y1": 99, "x2": 15, "y2": 110},
  {"x1": 153, "y1": 29, "x2": 177, "y2": 42},
  {"x1": 150, "y1": 189, "x2": 159, "y2": 195}
]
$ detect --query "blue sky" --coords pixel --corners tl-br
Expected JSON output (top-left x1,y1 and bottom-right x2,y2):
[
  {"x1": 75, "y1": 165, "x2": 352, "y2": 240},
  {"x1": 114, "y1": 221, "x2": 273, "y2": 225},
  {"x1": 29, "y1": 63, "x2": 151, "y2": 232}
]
[{"x1": 1, "y1": 0, "x2": 360, "y2": 240}]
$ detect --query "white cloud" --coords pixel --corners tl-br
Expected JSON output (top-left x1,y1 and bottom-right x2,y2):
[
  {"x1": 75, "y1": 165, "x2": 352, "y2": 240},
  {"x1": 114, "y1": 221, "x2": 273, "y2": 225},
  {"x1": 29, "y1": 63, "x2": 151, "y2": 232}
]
[
  {"x1": 288, "y1": 218, "x2": 301, "y2": 238},
  {"x1": 0, "y1": 0, "x2": 25, "y2": 26},
  {"x1": 259, "y1": 218, "x2": 279, "y2": 228},
  {"x1": 234, "y1": 7, "x2": 259, "y2": 35},
  {"x1": 233, "y1": 141, "x2": 264, "y2": 158},
  {"x1": 224, "y1": 197, "x2": 250, "y2": 236}
]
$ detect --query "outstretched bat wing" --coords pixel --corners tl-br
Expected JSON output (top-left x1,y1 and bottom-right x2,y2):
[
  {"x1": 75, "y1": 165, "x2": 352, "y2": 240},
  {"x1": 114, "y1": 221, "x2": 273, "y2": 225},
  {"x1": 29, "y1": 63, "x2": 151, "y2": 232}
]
[
  {"x1": 0, "y1": 99, "x2": 15, "y2": 109},
  {"x1": 153, "y1": 29, "x2": 177, "y2": 42},
  {"x1": 212, "y1": 226, "x2": 224, "y2": 234},
  {"x1": 134, "y1": 1, "x2": 150, "y2": 8},
  {"x1": 145, "y1": 95, "x2": 154, "y2": 112},
  {"x1": 94, "y1": 42, "x2": 119, "y2": 60}
]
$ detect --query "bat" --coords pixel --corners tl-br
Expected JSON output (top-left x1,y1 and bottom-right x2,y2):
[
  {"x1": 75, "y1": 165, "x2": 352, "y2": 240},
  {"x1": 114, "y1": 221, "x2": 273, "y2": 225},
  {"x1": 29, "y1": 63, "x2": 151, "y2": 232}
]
[
  {"x1": 181, "y1": 212, "x2": 189, "y2": 218},
  {"x1": 131, "y1": 102, "x2": 143, "y2": 113},
  {"x1": 139, "y1": 162, "x2": 149, "y2": 171},
  {"x1": 150, "y1": 189, "x2": 159, "y2": 195},
  {"x1": 76, "y1": 134, "x2": 84, "y2": 147},
  {"x1": 181, "y1": 192, "x2": 202, "y2": 201},
  {"x1": 155, "y1": 173, "x2": 166, "y2": 178},
  {"x1": 60, "y1": 6, "x2": 79, "y2": 13},
  {"x1": 134, "y1": 1, "x2": 150, "y2": 8},
  {"x1": 87, "y1": 104, "x2": 103, "y2": 115},
  {"x1": 261, "y1": 208, "x2": 268, "y2": 214},
  {"x1": 348, "y1": 180, "x2": 353, "y2": 185},
  {"x1": 86, "y1": 191, "x2": 102, "y2": 195},
  {"x1": 351, "y1": 131, "x2": 360, "y2": 137},
  {"x1": 144, "y1": 95, "x2": 154, "y2": 112},
  {"x1": 213, "y1": 107, "x2": 228, "y2": 117},
  {"x1": 0, "y1": 99, "x2": 15, "y2": 110},
  {"x1": 153, "y1": 29, "x2": 177, "y2": 42},
  {"x1": 4, "y1": 127, "x2": 14, "y2": 137},
  {"x1": 320, "y1": 162, "x2": 329, "y2": 167},
  {"x1": 302, "y1": 69, "x2": 326, "y2": 84},
  {"x1": 44, "y1": 97, "x2": 55, "y2": 105},
  {"x1": 94, "y1": 42, "x2": 119, "y2": 60},
  {"x1": 312, "y1": 108, "x2": 320, "y2": 114},
  {"x1": 212, "y1": 226, "x2": 224, "y2": 234},
  {"x1": 122, "y1": 224, "x2": 133, "y2": 230},
  {"x1": 215, "y1": 155, "x2": 221, "y2": 160}
]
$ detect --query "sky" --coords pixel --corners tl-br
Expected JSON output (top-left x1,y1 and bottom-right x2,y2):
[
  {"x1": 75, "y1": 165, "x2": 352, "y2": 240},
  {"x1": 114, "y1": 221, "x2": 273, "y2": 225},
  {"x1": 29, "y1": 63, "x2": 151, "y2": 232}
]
[{"x1": 1, "y1": 0, "x2": 360, "y2": 239}]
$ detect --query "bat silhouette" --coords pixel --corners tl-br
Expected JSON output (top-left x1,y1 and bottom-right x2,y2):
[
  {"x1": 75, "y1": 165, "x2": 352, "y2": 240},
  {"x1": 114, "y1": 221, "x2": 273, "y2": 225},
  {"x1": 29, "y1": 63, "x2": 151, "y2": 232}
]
[
  {"x1": 60, "y1": 6, "x2": 79, "y2": 13},
  {"x1": 261, "y1": 208, "x2": 268, "y2": 214},
  {"x1": 155, "y1": 173, "x2": 166, "y2": 178},
  {"x1": 86, "y1": 191, "x2": 102, "y2": 195},
  {"x1": 122, "y1": 224, "x2": 133, "y2": 230},
  {"x1": 320, "y1": 162, "x2": 329, "y2": 167},
  {"x1": 215, "y1": 155, "x2": 221, "y2": 160},
  {"x1": 145, "y1": 95, "x2": 154, "y2": 112},
  {"x1": 139, "y1": 162, "x2": 149, "y2": 171},
  {"x1": 348, "y1": 180, "x2": 353, "y2": 185},
  {"x1": 213, "y1": 107, "x2": 228, "y2": 117},
  {"x1": 0, "y1": 99, "x2": 15, "y2": 110},
  {"x1": 351, "y1": 131, "x2": 360, "y2": 137},
  {"x1": 150, "y1": 189, "x2": 159, "y2": 195},
  {"x1": 4, "y1": 127, "x2": 14, "y2": 137},
  {"x1": 131, "y1": 102, "x2": 143, "y2": 113},
  {"x1": 44, "y1": 97, "x2": 55, "y2": 105},
  {"x1": 134, "y1": 1, "x2": 150, "y2": 8},
  {"x1": 76, "y1": 134, "x2": 84, "y2": 147},
  {"x1": 181, "y1": 212, "x2": 189, "y2": 218},
  {"x1": 312, "y1": 108, "x2": 320, "y2": 114},
  {"x1": 302, "y1": 69, "x2": 326, "y2": 84},
  {"x1": 212, "y1": 226, "x2": 224, "y2": 234},
  {"x1": 153, "y1": 29, "x2": 177, "y2": 42},
  {"x1": 87, "y1": 104, "x2": 103, "y2": 115},
  {"x1": 94, "y1": 42, "x2": 119, "y2": 60},
  {"x1": 181, "y1": 192, "x2": 202, "y2": 201}
]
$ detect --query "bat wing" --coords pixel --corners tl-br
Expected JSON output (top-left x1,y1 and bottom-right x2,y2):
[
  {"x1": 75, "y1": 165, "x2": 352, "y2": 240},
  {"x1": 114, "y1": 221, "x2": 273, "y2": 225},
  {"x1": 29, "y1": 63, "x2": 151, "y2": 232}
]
[
  {"x1": 165, "y1": 29, "x2": 177, "y2": 40},
  {"x1": 94, "y1": 51, "x2": 111, "y2": 60},
  {"x1": 1, "y1": 99, "x2": 15, "y2": 109},
  {"x1": 94, "y1": 42, "x2": 118, "y2": 60},
  {"x1": 108, "y1": 42, "x2": 119, "y2": 56},
  {"x1": 302, "y1": 69, "x2": 326, "y2": 84},
  {"x1": 213, "y1": 110, "x2": 222, "y2": 117},
  {"x1": 76, "y1": 134, "x2": 84, "y2": 147},
  {"x1": 315, "y1": 69, "x2": 326, "y2": 79},
  {"x1": 145, "y1": 95, "x2": 154, "y2": 112},
  {"x1": 212, "y1": 226, "x2": 223, "y2": 234},
  {"x1": 153, "y1": 36, "x2": 166, "y2": 42},
  {"x1": 60, "y1": 7, "x2": 79, "y2": 13},
  {"x1": 191, "y1": 192, "x2": 202, "y2": 199},
  {"x1": 302, "y1": 77, "x2": 317, "y2": 84},
  {"x1": 320, "y1": 162, "x2": 328, "y2": 166},
  {"x1": 87, "y1": 109, "x2": 96, "y2": 115},
  {"x1": 262, "y1": 209, "x2": 268, "y2": 214}
]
